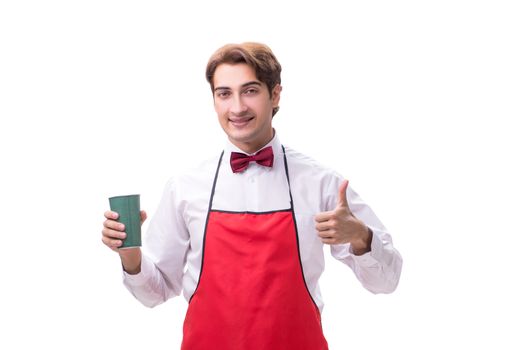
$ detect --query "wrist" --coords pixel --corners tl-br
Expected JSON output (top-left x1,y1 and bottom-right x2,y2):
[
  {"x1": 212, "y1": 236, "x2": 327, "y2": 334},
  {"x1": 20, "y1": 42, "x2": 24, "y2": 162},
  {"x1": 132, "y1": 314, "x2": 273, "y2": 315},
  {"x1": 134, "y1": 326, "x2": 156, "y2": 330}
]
[
  {"x1": 352, "y1": 226, "x2": 373, "y2": 256},
  {"x1": 120, "y1": 248, "x2": 142, "y2": 275}
]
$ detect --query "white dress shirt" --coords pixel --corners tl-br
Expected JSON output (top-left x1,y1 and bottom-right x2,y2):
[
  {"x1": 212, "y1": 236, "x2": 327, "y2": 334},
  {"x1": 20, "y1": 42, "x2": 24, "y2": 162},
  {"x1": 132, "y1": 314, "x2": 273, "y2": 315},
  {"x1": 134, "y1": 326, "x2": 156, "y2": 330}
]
[{"x1": 123, "y1": 132, "x2": 402, "y2": 310}]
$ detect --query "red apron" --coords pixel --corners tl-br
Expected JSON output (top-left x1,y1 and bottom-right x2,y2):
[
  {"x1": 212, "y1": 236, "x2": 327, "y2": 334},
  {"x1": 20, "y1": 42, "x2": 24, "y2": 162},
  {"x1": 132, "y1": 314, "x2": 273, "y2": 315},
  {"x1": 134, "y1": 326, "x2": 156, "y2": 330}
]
[{"x1": 181, "y1": 146, "x2": 328, "y2": 350}]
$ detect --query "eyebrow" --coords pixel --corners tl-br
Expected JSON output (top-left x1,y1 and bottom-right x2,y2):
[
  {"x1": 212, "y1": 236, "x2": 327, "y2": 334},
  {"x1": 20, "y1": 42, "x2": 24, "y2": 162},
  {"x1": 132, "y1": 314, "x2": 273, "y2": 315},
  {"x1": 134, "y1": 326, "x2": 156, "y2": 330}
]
[{"x1": 214, "y1": 81, "x2": 262, "y2": 92}]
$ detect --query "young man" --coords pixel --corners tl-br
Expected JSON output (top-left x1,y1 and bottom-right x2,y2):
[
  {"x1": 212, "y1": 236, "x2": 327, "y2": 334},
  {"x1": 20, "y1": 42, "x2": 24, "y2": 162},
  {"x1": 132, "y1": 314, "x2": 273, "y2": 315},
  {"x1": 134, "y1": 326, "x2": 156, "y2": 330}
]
[{"x1": 102, "y1": 42, "x2": 402, "y2": 349}]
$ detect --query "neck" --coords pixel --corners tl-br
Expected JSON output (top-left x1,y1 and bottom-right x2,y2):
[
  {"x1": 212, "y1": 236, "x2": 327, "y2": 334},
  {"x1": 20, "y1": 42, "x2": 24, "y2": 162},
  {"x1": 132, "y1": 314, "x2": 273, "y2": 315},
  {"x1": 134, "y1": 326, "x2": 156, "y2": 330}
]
[{"x1": 231, "y1": 129, "x2": 275, "y2": 154}]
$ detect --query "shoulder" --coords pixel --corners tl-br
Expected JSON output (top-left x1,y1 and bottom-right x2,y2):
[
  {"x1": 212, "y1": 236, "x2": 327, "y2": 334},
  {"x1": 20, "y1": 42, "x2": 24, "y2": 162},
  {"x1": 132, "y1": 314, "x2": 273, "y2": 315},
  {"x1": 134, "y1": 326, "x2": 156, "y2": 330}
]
[
  {"x1": 282, "y1": 145, "x2": 342, "y2": 185},
  {"x1": 164, "y1": 153, "x2": 222, "y2": 196},
  {"x1": 282, "y1": 145, "x2": 346, "y2": 213}
]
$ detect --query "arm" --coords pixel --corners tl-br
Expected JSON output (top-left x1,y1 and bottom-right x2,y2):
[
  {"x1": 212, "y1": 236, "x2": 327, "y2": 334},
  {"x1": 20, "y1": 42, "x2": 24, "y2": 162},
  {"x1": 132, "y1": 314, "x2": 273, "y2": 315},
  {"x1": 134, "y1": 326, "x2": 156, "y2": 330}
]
[
  {"x1": 125, "y1": 177, "x2": 190, "y2": 307},
  {"x1": 103, "y1": 178, "x2": 190, "y2": 307},
  {"x1": 316, "y1": 176, "x2": 402, "y2": 294}
]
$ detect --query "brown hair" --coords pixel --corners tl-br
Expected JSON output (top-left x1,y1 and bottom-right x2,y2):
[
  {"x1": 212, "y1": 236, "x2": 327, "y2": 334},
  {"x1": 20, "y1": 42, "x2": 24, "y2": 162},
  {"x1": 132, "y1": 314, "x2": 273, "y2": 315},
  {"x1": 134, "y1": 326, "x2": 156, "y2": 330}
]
[{"x1": 206, "y1": 42, "x2": 282, "y2": 116}]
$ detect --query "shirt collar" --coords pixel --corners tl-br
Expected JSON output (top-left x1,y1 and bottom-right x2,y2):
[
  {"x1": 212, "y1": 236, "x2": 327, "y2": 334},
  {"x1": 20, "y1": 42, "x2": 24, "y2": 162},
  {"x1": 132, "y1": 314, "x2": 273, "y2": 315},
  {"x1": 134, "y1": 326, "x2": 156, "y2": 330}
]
[{"x1": 223, "y1": 128, "x2": 282, "y2": 157}]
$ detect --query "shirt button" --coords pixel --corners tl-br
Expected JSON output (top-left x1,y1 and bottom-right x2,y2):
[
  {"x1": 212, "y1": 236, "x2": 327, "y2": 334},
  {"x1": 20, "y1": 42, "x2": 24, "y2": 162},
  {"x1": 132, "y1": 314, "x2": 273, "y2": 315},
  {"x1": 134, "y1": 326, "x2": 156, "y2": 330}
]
[{"x1": 249, "y1": 177, "x2": 255, "y2": 183}]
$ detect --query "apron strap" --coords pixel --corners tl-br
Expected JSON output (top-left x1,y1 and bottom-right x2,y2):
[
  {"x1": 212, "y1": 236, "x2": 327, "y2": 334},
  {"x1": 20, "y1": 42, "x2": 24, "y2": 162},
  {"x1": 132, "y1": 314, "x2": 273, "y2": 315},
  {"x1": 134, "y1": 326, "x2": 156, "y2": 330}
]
[
  {"x1": 207, "y1": 151, "x2": 224, "y2": 214},
  {"x1": 192, "y1": 150, "x2": 225, "y2": 303},
  {"x1": 281, "y1": 145, "x2": 295, "y2": 210}
]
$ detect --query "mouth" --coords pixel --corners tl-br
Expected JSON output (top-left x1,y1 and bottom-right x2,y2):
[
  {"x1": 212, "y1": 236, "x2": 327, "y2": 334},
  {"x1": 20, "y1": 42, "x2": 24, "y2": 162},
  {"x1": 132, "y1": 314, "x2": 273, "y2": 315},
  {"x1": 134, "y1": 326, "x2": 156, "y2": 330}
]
[{"x1": 229, "y1": 117, "x2": 254, "y2": 127}]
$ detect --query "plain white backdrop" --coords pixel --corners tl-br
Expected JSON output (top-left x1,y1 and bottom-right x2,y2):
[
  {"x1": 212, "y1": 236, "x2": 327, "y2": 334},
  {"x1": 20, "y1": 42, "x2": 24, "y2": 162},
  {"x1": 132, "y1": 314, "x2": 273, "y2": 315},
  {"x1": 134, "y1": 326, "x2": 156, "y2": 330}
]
[{"x1": 1, "y1": 1, "x2": 523, "y2": 349}]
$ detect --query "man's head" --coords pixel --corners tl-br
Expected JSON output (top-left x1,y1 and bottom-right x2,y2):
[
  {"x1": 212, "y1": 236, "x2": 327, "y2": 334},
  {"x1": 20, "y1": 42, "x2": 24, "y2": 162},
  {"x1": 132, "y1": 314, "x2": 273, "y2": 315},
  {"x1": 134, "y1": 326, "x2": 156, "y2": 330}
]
[
  {"x1": 206, "y1": 42, "x2": 282, "y2": 117},
  {"x1": 206, "y1": 43, "x2": 283, "y2": 154}
]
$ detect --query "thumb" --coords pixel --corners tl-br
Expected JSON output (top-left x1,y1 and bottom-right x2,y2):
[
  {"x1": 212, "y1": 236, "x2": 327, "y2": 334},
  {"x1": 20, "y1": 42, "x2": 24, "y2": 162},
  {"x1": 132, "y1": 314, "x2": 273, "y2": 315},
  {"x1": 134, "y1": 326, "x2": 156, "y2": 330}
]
[
  {"x1": 337, "y1": 179, "x2": 350, "y2": 208},
  {"x1": 140, "y1": 210, "x2": 148, "y2": 225}
]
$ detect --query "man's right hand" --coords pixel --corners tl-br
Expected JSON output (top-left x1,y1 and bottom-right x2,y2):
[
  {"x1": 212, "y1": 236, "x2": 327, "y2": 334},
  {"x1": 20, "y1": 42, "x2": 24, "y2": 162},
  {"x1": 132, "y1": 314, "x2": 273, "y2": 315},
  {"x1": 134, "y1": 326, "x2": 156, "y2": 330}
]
[{"x1": 102, "y1": 210, "x2": 147, "y2": 274}]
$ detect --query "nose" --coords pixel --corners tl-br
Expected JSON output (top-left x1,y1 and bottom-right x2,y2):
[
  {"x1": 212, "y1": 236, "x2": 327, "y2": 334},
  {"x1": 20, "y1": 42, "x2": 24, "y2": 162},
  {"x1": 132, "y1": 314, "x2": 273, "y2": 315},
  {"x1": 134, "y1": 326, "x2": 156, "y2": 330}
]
[{"x1": 230, "y1": 93, "x2": 248, "y2": 115}]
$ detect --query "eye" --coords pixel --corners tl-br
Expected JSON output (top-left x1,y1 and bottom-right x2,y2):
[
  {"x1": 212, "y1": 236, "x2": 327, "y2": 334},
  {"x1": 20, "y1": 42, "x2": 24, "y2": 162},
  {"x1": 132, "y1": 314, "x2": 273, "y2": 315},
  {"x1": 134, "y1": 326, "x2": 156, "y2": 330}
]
[
  {"x1": 244, "y1": 88, "x2": 258, "y2": 95},
  {"x1": 216, "y1": 90, "x2": 231, "y2": 98}
]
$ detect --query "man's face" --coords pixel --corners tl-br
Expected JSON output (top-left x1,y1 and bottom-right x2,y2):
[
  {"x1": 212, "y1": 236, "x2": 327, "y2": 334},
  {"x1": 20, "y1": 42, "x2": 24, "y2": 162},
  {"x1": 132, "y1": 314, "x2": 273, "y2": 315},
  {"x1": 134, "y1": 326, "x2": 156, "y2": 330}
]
[{"x1": 213, "y1": 63, "x2": 281, "y2": 154}]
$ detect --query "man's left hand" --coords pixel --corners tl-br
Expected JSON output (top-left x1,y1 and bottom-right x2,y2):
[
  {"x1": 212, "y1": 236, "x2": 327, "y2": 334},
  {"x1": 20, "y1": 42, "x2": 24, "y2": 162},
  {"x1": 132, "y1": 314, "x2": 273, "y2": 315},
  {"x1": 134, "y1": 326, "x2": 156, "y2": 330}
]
[{"x1": 314, "y1": 180, "x2": 372, "y2": 255}]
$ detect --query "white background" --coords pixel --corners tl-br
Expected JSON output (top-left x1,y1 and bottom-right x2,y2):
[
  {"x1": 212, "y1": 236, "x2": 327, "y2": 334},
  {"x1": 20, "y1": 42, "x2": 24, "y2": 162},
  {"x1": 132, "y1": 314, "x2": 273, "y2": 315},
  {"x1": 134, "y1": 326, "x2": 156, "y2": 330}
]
[{"x1": 1, "y1": 1, "x2": 523, "y2": 349}]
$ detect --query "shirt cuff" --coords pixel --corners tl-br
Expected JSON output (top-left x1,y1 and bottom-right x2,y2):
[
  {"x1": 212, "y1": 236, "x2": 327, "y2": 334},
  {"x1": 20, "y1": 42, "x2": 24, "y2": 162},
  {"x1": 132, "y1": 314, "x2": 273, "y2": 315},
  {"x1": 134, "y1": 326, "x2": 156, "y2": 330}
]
[
  {"x1": 122, "y1": 254, "x2": 154, "y2": 286},
  {"x1": 349, "y1": 229, "x2": 383, "y2": 267}
]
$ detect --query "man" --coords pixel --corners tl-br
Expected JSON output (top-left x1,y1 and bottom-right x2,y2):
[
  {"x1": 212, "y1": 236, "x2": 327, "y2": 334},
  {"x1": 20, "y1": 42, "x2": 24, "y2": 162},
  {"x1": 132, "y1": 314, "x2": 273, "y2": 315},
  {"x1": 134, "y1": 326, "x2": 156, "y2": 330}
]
[{"x1": 102, "y1": 42, "x2": 402, "y2": 349}]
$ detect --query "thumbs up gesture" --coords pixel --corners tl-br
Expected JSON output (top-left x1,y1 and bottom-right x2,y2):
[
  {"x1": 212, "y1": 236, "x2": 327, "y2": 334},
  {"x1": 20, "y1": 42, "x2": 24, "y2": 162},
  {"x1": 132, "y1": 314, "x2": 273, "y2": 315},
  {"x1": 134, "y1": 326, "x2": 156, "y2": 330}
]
[{"x1": 314, "y1": 180, "x2": 372, "y2": 255}]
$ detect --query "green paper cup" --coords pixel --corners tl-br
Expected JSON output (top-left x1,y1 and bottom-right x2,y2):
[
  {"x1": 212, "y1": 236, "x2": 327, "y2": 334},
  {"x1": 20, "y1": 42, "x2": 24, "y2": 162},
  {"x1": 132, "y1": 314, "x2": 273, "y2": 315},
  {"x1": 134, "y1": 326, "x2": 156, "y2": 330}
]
[{"x1": 108, "y1": 194, "x2": 141, "y2": 249}]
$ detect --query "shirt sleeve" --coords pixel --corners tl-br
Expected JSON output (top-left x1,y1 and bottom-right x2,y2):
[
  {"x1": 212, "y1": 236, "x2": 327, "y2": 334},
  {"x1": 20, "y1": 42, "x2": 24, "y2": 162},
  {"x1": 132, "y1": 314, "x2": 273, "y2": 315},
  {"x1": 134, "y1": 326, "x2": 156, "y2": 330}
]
[
  {"x1": 122, "y1": 177, "x2": 190, "y2": 307},
  {"x1": 326, "y1": 174, "x2": 403, "y2": 294}
]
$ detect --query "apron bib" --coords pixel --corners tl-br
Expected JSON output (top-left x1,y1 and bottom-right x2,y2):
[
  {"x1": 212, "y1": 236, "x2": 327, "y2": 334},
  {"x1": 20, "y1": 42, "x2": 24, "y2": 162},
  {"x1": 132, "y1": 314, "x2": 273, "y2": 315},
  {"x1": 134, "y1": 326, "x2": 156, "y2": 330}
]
[{"x1": 181, "y1": 146, "x2": 328, "y2": 350}]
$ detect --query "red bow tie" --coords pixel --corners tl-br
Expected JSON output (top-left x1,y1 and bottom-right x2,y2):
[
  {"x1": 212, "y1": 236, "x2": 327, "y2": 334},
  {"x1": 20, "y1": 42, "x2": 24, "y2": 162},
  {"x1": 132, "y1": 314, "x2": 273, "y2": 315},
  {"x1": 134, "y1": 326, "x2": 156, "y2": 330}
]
[{"x1": 230, "y1": 146, "x2": 274, "y2": 173}]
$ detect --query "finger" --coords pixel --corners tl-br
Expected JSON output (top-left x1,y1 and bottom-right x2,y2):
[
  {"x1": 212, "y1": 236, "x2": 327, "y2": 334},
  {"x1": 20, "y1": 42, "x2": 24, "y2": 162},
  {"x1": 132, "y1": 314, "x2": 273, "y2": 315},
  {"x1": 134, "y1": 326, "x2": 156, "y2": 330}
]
[
  {"x1": 317, "y1": 229, "x2": 335, "y2": 238},
  {"x1": 337, "y1": 179, "x2": 349, "y2": 208},
  {"x1": 315, "y1": 221, "x2": 333, "y2": 232},
  {"x1": 101, "y1": 235, "x2": 123, "y2": 249},
  {"x1": 104, "y1": 219, "x2": 125, "y2": 231},
  {"x1": 140, "y1": 210, "x2": 147, "y2": 225},
  {"x1": 320, "y1": 237, "x2": 337, "y2": 245},
  {"x1": 315, "y1": 211, "x2": 334, "y2": 223},
  {"x1": 102, "y1": 227, "x2": 126, "y2": 240},
  {"x1": 104, "y1": 210, "x2": 119, "y2": 220}
]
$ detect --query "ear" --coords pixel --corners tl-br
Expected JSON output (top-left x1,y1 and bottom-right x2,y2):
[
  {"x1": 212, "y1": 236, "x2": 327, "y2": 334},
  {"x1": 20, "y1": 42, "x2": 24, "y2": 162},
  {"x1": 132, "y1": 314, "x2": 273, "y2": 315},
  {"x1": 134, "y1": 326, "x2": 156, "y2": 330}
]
[{"x1": 271, "y1": 84, "x2": 282, "y2": 108}]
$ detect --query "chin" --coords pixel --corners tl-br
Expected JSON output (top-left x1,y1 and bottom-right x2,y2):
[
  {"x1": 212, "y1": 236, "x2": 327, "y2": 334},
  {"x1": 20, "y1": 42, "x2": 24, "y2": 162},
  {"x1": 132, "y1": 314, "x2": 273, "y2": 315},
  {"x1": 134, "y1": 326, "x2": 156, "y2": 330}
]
[
  {"x1": 228, "y1": 133, "x2": 254, "y2": 144},
  {"x1": 225, "y1": 126, "x2": 252, "y2": 138}
]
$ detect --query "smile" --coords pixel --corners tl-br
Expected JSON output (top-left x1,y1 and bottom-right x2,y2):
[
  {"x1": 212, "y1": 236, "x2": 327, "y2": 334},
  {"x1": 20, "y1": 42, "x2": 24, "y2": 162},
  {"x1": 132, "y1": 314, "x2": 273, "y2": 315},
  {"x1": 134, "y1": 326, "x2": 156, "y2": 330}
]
[{"x1": 229, "y1": 117, "x2": 254, "y2": 127}]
